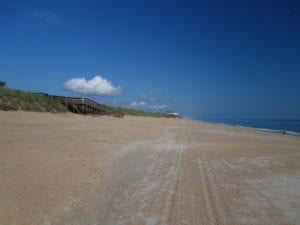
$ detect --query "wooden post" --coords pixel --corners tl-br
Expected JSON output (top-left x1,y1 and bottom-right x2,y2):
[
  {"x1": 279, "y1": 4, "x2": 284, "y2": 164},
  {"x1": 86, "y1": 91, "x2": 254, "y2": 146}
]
[{"x1": 82, "y1": 97, "x2": 84, "y2": 114}]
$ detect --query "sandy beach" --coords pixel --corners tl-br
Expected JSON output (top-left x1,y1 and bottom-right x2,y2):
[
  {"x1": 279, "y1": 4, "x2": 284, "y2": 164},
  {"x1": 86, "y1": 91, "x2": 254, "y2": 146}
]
[{"x1": 0, "y1": 111, "x2": 299, "y2": 225}]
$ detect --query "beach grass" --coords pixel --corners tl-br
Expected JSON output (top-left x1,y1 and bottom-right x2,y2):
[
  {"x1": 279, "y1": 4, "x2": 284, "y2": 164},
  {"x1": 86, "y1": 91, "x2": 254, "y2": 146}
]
[
  {"x1": 113, "y1": 107, "x2": 164, "y2": 117},
  {"x1": 0, "y1": 88, "x2": 67, "y2": 113},
  {"x1": 0, "y1": 87, "x2": 165, "y2": 117}
]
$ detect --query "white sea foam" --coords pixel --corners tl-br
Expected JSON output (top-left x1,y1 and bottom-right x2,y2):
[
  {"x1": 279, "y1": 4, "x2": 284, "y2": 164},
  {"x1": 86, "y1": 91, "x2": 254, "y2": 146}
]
[
  {"x1": 236, "y1": 125, "x2": 300, "y2": 136},
  {"x1": 199, "y1": 118, "x2": 300, "y2": 136}
]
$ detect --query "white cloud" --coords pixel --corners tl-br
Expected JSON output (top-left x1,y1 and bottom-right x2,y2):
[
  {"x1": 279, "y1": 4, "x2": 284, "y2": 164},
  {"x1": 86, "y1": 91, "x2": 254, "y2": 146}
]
[
  {"x1": 31, "y1": 9, "x2": 61, "y2": 25},
  {"x1": 129, "y1": 93, "x2": 168, "y2": 112},
  {"x1": 129, "y1": 101, "x2": 146, "y2": 109},
  {"x1": 140, "y1": 94, "x2": 154, "y2": 102},
  {"x1": 64, "y1": 75, "x2": 121, "y2": 96},
  {"x1": 129, "y1": 100, "x2": 167, "y2": 112},
  {"x1": 111, "y1": 99, "x2": 119, "y2": 106},
  {"x1": 149, "y1": 104, "x2": 167, "y2": 111}
]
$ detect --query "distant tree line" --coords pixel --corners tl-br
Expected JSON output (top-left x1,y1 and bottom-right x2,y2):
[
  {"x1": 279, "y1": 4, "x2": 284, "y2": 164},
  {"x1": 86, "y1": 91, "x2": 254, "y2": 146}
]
[{"x1": 0, "y1": 81, "x2": 6, "y2": 88}]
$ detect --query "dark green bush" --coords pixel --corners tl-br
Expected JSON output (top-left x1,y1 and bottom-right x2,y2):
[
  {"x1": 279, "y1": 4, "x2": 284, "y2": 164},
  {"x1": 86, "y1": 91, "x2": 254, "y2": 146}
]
[
  {"x1": 0, "y1": 88, "x2": 67, "y2": 113},
  {"x1": 0, "y1": 102, "x2": 17, "y2": 111}
]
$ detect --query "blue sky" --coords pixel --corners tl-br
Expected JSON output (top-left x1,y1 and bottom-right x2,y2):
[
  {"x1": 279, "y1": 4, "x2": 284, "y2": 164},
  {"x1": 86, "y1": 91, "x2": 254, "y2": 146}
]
[{"x1": 1, "y1": 0, "x2": 299, "y2": 119}]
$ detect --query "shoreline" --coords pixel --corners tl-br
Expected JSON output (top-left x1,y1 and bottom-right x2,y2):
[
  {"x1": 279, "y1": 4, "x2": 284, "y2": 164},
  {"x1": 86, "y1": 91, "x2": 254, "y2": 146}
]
[{"x1": 194, "y1": 118, "x2": 300, "y2": 137}]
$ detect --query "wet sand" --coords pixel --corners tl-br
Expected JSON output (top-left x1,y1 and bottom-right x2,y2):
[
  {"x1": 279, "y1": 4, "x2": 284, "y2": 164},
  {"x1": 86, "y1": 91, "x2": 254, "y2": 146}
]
[{"x1": 0, "y1": 111, "x2": 299, "y2": 225}]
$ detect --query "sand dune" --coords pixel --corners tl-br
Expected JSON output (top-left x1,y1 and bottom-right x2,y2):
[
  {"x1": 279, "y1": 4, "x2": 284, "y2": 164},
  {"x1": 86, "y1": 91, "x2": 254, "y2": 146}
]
[{"x1": 0, "y1": 111, "x2": 299, "y2": 225}]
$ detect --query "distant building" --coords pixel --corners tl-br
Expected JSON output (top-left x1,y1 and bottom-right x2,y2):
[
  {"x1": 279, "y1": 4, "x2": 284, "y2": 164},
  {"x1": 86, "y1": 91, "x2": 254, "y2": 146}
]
[
  {"x1": 0, "y1": 81, "x2": 6, "y2": 88},
  {"x1": 164, "y1": 110, "x2": 180, "y2": 118}
]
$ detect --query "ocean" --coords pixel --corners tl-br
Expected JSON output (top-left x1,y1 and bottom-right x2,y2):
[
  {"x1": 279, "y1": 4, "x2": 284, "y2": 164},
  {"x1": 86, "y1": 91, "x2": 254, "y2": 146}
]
[{"x1": 199, "y1": 118, "x2": 300, "y2": 136}]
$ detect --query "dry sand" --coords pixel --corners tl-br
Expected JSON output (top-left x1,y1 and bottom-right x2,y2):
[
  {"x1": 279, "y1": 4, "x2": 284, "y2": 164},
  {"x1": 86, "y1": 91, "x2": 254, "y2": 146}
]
[{"x1": 0, "y1": 111, "x2": 299, "y2": 225}]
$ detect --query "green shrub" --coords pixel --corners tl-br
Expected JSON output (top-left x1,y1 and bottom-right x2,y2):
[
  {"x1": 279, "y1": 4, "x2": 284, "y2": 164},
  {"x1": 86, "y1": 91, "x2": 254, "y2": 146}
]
[
  {"x1": 0, "y1": 88, "x2": 67, "y2": 113},
  {"x1": 0, "y1": 87, "x2": 162, "y2": 117},
  {"x1": 0, "y1": 102, "x2": 17, "y2": 111},
  {"x1": 114, "y1": 107, "x2": 164, "y2": 117}
]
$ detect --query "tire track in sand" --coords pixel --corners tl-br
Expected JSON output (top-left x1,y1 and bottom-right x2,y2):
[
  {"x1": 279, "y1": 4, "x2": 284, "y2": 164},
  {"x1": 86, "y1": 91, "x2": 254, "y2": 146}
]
[
  {"x1": 93, "y1": 124, "x2": 185, "y2": 225},
  {"x1": 159, "y1": 133, "x2": 184, "y2": 225},
  {"x1": 58, "y1": 120, "x2": 235, "y2": 225},
  {"x1": 187, "y1": 123, "x2": 235, "y2": 225}
]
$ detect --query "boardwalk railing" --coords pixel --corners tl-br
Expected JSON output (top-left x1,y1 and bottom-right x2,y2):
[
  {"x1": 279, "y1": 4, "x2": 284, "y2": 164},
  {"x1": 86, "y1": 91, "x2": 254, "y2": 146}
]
[{"x1": 35, "y1": 93, "x2": 123, "y2": 117}]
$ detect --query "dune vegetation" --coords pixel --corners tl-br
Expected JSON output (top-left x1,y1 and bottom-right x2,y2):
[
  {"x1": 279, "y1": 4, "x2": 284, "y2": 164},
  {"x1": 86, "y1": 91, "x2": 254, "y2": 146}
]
[
  {"x1": 0, "y1": 88, "x2": 67, "y2": 113},
  {"x1": 0, "y1": 87, "x2": 165, "y2": 117}
]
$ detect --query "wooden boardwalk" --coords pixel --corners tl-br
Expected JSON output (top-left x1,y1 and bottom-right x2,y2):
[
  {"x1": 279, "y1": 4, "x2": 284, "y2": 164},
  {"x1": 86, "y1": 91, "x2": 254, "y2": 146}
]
[{"x1": 36, "y1": 93, "x2": 123, "y2": 117}]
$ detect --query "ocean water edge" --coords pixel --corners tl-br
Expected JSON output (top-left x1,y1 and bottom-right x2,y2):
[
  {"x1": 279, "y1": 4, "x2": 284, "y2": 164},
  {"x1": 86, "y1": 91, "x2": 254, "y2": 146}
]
[{"x1": 198, "y1": 118, "x2": 300, "y2": 136}]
